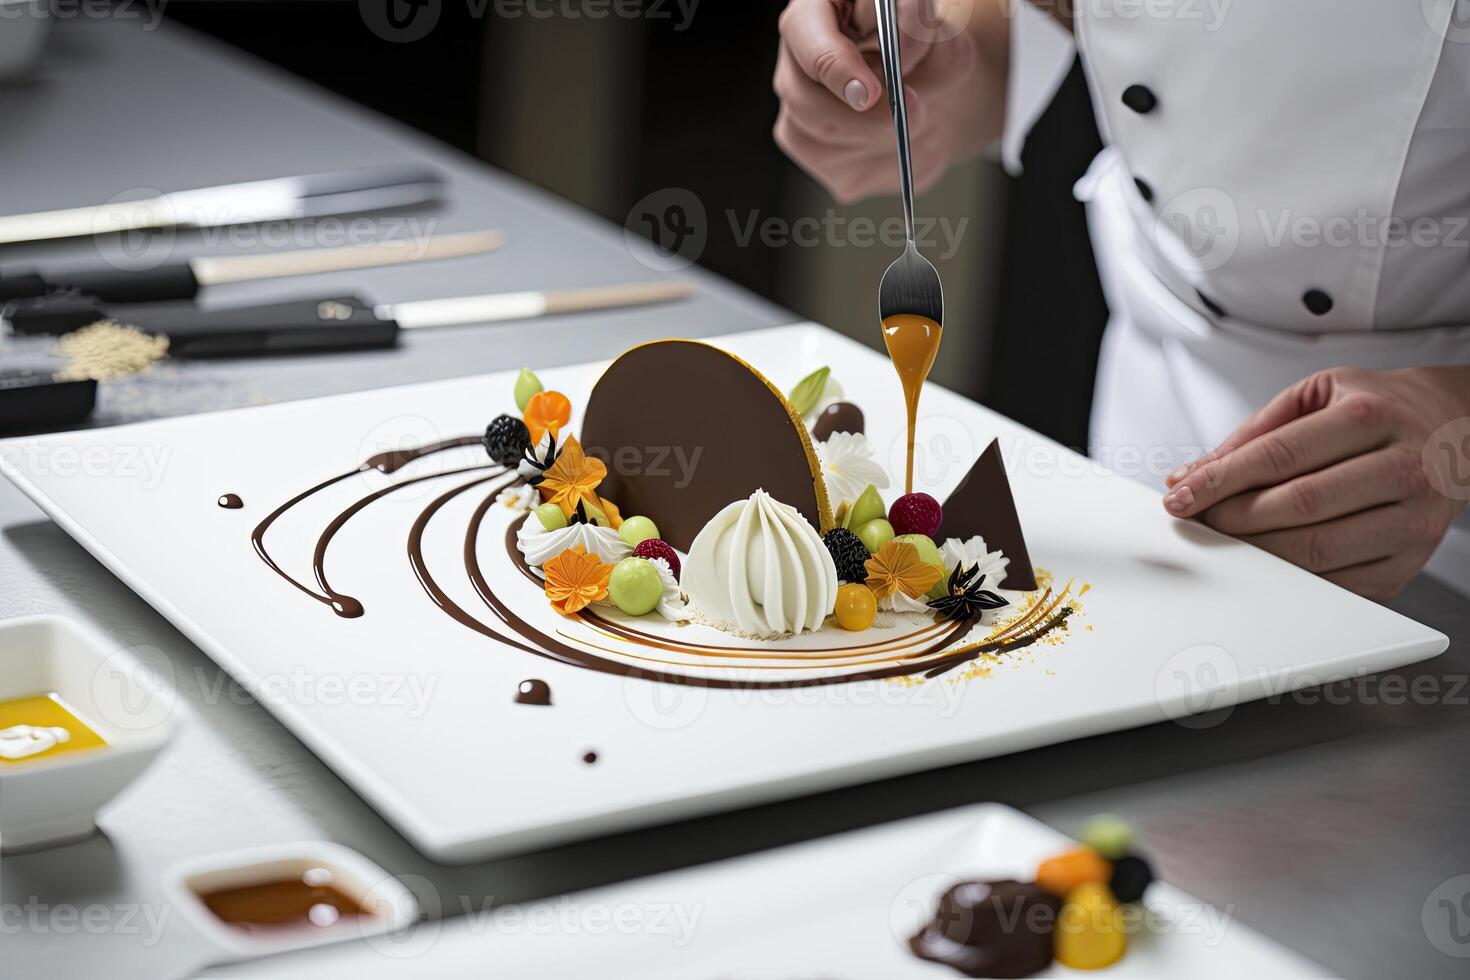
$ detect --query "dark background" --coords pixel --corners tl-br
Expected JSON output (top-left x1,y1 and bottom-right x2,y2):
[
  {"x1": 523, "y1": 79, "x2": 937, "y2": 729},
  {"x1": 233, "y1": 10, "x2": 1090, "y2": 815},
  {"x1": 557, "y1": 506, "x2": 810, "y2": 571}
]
[{"x1": 165, "y1": 0, "x2": 1107, "y2": 450}]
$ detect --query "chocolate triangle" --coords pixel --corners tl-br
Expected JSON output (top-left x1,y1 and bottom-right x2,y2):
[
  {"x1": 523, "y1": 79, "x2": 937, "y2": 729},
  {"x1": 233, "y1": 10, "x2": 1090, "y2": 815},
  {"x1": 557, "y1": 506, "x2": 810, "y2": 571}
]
[{"x1": 936, "y1": 438, "x2": 1037, "y2": 591}]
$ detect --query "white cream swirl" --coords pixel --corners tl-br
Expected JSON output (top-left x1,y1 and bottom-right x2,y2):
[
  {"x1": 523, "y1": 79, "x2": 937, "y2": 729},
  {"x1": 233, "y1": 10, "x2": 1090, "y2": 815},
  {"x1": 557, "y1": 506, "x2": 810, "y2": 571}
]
[
  {"x1": 684, "y1": 489, "x2": 837, "y2": 636},
  {"x1": 517, "y1": 519, "x2": 630, "y2": 573},
  {"x1": 648, "y1": 557, "x2": 692, "y2": 622}
]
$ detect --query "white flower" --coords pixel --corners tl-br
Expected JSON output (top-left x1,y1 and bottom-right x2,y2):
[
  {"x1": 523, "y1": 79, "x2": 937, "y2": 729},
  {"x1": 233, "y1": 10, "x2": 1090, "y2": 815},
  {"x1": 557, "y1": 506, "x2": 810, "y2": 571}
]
[
  {"x1": 940, "y1": 536, "x2": 1010, "y2": 592},
  {"x1": 649, "y1": 557, "x2": 692, "y2": 622},
  {"x1": 518, "y1": 431, "x2": 557, "y2": 483},
  {"x1": 497, "y1": 484, "x2": 537, "y2": 512},
  {"x1": 816, "y1": 431, "x2": 890, "y2": 506},
  {"x1": 879, "y1": 588, "x2": 932, "y2": 614}
]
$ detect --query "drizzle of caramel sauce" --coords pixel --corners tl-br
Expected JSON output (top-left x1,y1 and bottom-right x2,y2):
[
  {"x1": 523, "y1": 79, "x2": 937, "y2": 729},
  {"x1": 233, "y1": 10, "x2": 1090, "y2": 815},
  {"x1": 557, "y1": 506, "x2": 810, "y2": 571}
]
[{"x1": 881, "y1": 313, "x2": 943, "y2": 494}]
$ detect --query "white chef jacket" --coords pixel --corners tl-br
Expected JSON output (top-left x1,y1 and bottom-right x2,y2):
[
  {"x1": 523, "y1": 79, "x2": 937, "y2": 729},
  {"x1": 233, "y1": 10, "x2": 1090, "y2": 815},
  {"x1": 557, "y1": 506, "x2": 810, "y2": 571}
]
[{"x1": 1004, "y1": 0, "x2": 1470, "y2": 596}]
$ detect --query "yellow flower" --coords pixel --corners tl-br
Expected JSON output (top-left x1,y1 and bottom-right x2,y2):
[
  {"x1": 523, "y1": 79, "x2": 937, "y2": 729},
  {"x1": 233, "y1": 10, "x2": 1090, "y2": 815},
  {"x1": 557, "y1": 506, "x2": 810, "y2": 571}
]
[
  {"x1": 538, "y1": 435, "x2": 608, "y2": 518},
  {"x1": 865, "y1": 540, "x2": 941, "y2": 602},
  {"x1": 543, "y1": 546, "x2": 612, "y2": 616}
]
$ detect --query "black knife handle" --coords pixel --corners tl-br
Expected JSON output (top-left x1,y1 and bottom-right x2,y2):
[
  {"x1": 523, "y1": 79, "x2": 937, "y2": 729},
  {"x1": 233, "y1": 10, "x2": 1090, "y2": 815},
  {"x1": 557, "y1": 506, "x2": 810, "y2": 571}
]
[
  {"x1": 65, "y1": 263, "x2": 201, "y2": 303},
  {"x1": 3, "y1": 294, "x2": 107, "y2": 334},
  {"x1": 150, "y1": 296, "x2": 400, "y2": 357},
  {"x1": 3, "y1": 294, "x2": 401, "y2": 357},
  {"x1": 0, "y1": 263, "x2": 200, "y2": 303}
]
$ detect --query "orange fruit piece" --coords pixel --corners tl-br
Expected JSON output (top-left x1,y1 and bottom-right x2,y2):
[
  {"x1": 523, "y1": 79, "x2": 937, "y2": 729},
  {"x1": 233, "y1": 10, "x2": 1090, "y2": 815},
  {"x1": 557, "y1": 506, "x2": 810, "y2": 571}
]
[
  {"x1": 1037, "y1": 846, "x2": 1112, "y2": 897},
  {"x1": 524, "y1": 390, "x2": 572, "y2": 444}
]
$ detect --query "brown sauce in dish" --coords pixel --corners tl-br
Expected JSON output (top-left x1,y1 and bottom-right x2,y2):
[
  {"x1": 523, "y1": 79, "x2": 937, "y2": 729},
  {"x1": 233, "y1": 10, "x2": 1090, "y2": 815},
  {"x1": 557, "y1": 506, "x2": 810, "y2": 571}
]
[
  {"x1": 881, "y1": 313, "x2": 943, "y2": 494},
  {"x1": 198, "y1": 869, "x2": 369, "y2": 934}
]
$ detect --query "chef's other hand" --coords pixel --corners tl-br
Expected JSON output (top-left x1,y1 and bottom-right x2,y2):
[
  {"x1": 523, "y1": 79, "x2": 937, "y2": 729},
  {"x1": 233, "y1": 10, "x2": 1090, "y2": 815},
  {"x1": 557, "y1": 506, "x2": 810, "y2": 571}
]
[
  {"x1": 1162, "y1": 366, "x2": 1470, "y2": 600},
  {"x1": 773, "y1": 0, "x2": 1007, "y2": 203}
]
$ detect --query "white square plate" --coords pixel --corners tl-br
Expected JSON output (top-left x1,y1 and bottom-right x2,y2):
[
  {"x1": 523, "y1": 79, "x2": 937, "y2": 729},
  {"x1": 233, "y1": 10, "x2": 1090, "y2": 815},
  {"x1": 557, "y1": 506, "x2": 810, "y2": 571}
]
[
  {"x1": 198, "y1": 803, "x2": 1330, "y2": 978},
  {"x1": 0, "y1": 324, "x2": 1446, "y2": 861}
]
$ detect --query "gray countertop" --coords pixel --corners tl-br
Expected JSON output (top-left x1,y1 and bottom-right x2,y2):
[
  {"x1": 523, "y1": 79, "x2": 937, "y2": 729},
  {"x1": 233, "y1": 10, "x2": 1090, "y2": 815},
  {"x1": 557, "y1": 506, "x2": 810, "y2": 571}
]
[{"x1": 2, "y1": 18, "x2": 1468, "y2": 980}]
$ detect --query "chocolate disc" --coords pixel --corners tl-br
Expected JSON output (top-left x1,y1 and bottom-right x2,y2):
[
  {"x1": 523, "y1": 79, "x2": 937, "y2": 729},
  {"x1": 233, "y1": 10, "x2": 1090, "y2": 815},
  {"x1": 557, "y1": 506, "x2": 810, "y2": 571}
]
[
  {"x1": 936, "y1": 438, "x2": 1037, "y2": 590},
  {"x1": 580, "y1": 341, "x2": 831, "y2": 551}
]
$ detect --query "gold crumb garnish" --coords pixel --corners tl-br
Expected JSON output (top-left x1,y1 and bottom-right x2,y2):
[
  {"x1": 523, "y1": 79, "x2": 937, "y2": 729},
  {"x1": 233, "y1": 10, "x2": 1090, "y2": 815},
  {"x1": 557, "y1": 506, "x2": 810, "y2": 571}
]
[{"x1": 55, "y1": 320, "x2": 169, "y2": 381}]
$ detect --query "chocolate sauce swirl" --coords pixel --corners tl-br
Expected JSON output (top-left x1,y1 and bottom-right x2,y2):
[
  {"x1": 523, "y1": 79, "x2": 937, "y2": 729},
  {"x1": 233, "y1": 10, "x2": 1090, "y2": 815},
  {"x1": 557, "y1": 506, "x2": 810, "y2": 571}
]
[{"x1": 252, "y1": 436, "x2": 1074, "y2": 688}]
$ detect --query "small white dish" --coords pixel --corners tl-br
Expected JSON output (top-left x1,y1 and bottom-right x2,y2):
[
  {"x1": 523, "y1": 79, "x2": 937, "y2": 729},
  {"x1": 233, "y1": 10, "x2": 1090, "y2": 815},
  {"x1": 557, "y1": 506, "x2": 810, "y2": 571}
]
[
  {"x1": 0, "y1": 0, "x2": 49, "y2": 81},
  {"x1": 0, "y1": 614, "x2": 174, "y2": 852},
  {"x1": 168, "y1": 841, "x2": 419, "y2": 962}
]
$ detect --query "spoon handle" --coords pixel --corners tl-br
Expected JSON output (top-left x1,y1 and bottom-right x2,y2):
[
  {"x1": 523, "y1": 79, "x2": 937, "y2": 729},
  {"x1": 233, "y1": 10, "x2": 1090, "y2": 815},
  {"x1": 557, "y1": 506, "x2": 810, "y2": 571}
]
[{"x1": 875, "y1": 0, "x2": 916, "y2": 246}]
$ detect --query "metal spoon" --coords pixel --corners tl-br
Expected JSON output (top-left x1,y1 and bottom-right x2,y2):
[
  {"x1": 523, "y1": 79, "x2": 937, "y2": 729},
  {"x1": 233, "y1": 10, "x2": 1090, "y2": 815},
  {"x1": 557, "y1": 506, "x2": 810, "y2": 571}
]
[{"x1": 874, "y1": 0, "x2": 944, "y2": 327}]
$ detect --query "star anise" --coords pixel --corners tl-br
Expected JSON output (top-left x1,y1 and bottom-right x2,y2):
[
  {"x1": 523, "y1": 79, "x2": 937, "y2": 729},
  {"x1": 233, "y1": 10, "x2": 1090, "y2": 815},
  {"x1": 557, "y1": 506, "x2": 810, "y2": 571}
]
[{"x1": 927, "y1": 563, "x2": 1009, "y2": 621}]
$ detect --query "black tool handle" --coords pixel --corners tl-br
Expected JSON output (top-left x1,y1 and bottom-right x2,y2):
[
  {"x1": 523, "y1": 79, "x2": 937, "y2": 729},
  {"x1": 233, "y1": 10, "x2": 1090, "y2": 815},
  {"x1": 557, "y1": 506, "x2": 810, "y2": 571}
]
[
  {"x1": 0, "y1": 263, "x2": 201, "y2": 303},
  {"x1": 146, "y1": 296, "x2": 400, "y2": 357},
  {"x1": 3, "y1": 294, "x2": 400, "y2": 357}
]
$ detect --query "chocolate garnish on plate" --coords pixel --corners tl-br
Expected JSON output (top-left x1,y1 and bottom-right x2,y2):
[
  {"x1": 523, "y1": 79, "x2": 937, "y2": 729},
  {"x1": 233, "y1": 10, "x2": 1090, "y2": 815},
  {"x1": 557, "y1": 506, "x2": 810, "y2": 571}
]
[
  {"x1": 810, "y1": 400, "x2": 864, "y2": 441},
  {"x1": 909, "y1": 879, "x2": 1060, "y2": 979},
  {"x1": 936, "y1": 438, "x2": 1037, "y2": 591},
  {"x1": 581, "y1": 340, "x2": 832, "y2": 551}
]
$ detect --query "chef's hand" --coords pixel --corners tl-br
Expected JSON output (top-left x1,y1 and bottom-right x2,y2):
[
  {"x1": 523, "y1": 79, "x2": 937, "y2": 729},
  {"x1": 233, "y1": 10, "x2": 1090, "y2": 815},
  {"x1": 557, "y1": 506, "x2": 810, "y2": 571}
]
[
  {"x1": 1162, "y1": 366, "x2": 1470, "y2": 600},
  {"x1": 773, "y1": 0, "x2": 1008, "y2": 203}
]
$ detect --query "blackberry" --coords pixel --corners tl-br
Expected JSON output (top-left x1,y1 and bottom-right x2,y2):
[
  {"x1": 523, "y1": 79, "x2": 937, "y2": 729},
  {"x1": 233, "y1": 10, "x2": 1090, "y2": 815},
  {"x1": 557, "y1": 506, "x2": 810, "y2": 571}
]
[
  {"x1": 823, "y1": 528, "x2": 870, "y2": 583},
  {"x1": 483, "y1": 414, "x2": 531, "y2": 468},
  {"x1": 1109, "y1": 854, "x2": 1155, "y2": 904}
]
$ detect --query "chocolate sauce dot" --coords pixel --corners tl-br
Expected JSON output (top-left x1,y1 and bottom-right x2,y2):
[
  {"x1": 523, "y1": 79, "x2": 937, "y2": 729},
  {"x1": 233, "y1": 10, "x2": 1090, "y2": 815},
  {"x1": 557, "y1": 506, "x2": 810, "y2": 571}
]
[
  {"x1": 218, "y1": 493, "x2": 244, "y2": 509},
  {"x1": 582, "y1": 751, "x2": 598, "y2": 765},
  {"x1": 514, "y1": 679, "x2": 552, "y2": 706},
  {"x1": 330, "y1": 596, "x2": 365, "y2": 618}
]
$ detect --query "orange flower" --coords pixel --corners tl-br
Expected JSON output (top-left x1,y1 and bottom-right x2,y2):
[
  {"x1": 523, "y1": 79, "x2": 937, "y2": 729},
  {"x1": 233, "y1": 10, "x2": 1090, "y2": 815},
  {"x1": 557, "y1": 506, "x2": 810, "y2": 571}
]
[
  {"x1": 594, "y1": 495, "x2": 624, "y2": 530},
  {"x1": 524, "y1": 390, "x2": 572, "y2": 445},
  {"x1": 538, "y1": 435, "x2": 608, "y2": 517},
  {"x1": 543, "y1": 546, "x2": 612, "y2": 616},
  {"x1": 864, "y1": 540, "x2": 941, "y2": 602}
]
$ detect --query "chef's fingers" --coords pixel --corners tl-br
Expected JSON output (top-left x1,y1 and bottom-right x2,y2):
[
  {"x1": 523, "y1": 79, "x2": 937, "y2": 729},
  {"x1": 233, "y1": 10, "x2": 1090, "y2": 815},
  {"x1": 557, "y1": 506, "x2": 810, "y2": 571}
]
[
  {"x1": 1163, "y1": 398, "x2": 1392, "y2": 518},
  {"x1": 1240, "y1": 504, "x2": 1412, "y2": 574},
  {"x1": 779, "y1": 0, "x2": 884, "y2": 109},
  {"x1": 850, "y1": 0, "x2": 961, "y2": 67},
  {"x1": 1200, "y1": 447, "x2": 1424, "y2": 536},
  {"x1": 775, "y1": 52, "x2": 922, "y2": 146},
  {"x1": 1166, "y1": 372, "x2": 1339, "y2": 488}
]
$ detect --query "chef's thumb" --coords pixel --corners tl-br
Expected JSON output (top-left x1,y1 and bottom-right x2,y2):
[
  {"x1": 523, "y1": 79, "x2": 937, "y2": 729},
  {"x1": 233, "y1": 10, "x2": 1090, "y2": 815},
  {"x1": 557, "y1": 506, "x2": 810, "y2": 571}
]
[{"x1": 779, "y1": 0, "x2": 884, "y2": 109}]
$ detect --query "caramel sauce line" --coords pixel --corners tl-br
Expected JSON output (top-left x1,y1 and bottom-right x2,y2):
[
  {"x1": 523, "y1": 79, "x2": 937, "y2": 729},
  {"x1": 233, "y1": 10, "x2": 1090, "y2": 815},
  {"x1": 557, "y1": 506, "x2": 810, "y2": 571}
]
[{"x1": 578, "y1": 614, "x2": 960, "y2": 662}]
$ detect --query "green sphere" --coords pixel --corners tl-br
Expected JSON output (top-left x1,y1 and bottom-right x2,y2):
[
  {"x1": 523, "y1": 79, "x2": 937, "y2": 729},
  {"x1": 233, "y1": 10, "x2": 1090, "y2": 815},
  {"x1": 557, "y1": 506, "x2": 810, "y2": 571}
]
[
  {"x1": 855, "y1": 518, "x2": 895, "y2": 555},
  {"x1": 1081, "y1": 814, "x2": 1134, "y2": 860},
  {"x1": 514, "y1": 368, "x2": 544, "y2": 412},
  {"x1": 608, "y1": 557, "x2": 662, "y2": 616},
  {"x1": 534, "y1": 503, "x2": 567, "y2": 531},
  {"x1": 619, "y1": 515, "x2": 660, "y2": 548},
  {"x1": 894, "y1": 533, "x2": 947, "y2": 598}
]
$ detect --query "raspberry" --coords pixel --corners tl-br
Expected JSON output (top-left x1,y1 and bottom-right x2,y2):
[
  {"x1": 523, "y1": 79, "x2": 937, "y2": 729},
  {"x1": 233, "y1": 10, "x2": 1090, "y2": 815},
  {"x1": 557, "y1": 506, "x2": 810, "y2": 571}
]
[
  {"x1": 822, "y1": 528, "x2": 870, "y2": 583},
  {"x1": 633, "y1": 538, "x2": 681, "y2": 580},
  {"x1": 888, "y1": 492, "x2": 943, "y2": 537},
  {"x1": 483, "y1": 414, "x2": 531, "y2": 468}
]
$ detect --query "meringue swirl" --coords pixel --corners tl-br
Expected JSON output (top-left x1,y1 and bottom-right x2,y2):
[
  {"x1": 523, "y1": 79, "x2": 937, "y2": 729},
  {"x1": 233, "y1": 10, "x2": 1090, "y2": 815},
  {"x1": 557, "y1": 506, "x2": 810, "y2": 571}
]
[
  {"x1": 684, "y1": 489, "x2": 838, "y2": 636},
  {"x1": 516, "y1": 520, "x2": 630, "y2": 572}
]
